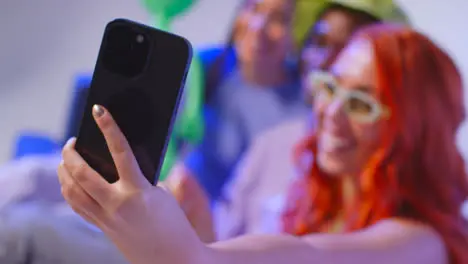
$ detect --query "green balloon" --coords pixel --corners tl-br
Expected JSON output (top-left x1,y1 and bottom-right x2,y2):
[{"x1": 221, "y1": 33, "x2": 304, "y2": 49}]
[
  {"x1": 159, "y1": 137, "x2": 177, "y2": 180},
  {"x1": 141, "y1": 0, "x2": 196, "y2": 21}
]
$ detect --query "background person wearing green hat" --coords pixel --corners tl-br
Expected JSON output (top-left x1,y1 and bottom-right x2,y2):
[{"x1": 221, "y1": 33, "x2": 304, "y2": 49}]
[
  {"x1": 168, "y1": 0, "x2": 322, "y2": 205},
  {"x1": 166, "y1": 0, "x2": 410, "y2": 242}
]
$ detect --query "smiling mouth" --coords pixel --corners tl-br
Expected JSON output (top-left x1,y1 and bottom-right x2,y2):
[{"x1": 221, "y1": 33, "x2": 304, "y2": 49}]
[{"x1": 319, "y1": 133, "x2": 355, "y2": 153}]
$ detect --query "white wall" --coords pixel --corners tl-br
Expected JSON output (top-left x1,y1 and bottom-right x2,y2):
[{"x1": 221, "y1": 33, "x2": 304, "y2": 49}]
[{"x1": 0, "y1": 0, "x2": 467, "y2": 164}]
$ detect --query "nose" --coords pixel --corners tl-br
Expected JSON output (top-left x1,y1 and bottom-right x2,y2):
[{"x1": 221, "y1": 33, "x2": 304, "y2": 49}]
[{"x1": 323, "y1": 96, "x2": 348, "y2": 129}]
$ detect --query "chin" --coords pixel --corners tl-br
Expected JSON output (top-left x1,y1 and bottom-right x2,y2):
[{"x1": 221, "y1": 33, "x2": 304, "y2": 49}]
[{"x1": 317, "y1": 152, "x2": 352, "y2": 177}]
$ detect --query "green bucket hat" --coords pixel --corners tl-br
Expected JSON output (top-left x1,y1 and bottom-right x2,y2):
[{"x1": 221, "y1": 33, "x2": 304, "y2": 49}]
[{"x1": 292, "y1": 0, "x2": 411, "y2": 48}]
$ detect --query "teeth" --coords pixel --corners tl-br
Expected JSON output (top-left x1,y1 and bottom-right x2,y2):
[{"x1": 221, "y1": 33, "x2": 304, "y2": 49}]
[{"x1": 321, "y1": 133, "x2": 350, "y2": 150}]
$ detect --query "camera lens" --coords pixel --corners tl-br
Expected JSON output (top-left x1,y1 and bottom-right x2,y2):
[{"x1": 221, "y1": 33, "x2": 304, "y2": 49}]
[
  {"x1": 136, "y1": 34, "x2": 144, "y2": 44},
  {"x1": 103, "y1": 26, "x2": 150, "y2": 78}
]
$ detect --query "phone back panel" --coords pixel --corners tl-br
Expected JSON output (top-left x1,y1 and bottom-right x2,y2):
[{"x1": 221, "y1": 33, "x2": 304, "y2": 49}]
[{"x1": 75, "y1": 19, "x2": 192, "y2": 185}]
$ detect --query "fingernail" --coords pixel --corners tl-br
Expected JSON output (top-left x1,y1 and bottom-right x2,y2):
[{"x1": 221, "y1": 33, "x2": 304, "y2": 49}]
[
  {"x1": 93, "y1": 104, "x2": 105, "y2": 118},
  {"x1": 65, "y1": 137, "x2": 76, "y2": 146}
]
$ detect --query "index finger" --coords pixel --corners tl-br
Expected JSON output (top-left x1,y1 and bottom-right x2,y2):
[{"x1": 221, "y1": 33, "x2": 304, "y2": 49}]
[{"x1": 92, "y1": 105, "x2": 148, "y2": 188}]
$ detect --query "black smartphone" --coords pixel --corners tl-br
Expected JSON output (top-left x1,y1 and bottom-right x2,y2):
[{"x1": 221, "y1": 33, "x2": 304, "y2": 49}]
[{"x1": 75, "y1": 18, "x2": 192, "y2": 185}]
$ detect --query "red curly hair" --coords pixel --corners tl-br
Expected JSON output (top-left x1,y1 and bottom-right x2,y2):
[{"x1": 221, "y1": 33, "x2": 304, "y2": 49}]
[{"x1": 282, "y1": 24, "x2": 468, "y2": 263}]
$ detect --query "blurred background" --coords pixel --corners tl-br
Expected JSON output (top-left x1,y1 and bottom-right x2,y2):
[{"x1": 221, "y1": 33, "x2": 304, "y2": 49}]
[
  {"x1": 0, "y1": 0, "x2": 467, "y2": 164},
  {"x1": 0, "y1": 1, "x2": 467, "y2": 262}
]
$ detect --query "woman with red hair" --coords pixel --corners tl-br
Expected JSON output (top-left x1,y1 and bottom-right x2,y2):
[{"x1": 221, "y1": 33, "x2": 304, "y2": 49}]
[
  {"x1": 58, "y1": 23, "x2": 468, "y2": 264},
  {"x1": 282, "y1": 23, "x2": 468, "y2": 263}
]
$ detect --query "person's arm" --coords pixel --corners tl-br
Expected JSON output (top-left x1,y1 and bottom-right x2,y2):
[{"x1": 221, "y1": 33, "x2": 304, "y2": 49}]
[{"x1": 204, "y1": 219, "x2": 448, "y2": 264}]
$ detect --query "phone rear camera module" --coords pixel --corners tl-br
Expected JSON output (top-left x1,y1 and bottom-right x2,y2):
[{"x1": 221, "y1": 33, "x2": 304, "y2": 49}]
[{"x1": 103, "y1": 26, "x2": 150, "y2": 78}]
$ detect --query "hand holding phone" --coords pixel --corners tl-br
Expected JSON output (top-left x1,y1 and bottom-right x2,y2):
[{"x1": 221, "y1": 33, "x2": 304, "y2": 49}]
[{"x1": 75, "y1": 19, "x2": 192, "y2": 185}]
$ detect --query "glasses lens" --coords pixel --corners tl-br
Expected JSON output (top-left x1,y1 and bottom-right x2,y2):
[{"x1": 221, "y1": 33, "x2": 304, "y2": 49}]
[{"x1": 346, "y1": 93, "x2": 378, "y2": 122}]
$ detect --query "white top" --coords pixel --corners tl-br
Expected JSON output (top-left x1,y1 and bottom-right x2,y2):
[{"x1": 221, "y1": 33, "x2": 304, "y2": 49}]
[{"x1": 214, "y1": 117, "x2": 308, "y2": 239}]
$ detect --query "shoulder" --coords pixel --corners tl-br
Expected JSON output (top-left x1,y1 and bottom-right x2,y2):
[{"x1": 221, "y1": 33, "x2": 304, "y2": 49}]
[
  {"x1": 198, "y1": 45, "x2": 236, "y2": 71},
  {"x1": 198, "y1": 46, "x2": 224, "y2": 63}
]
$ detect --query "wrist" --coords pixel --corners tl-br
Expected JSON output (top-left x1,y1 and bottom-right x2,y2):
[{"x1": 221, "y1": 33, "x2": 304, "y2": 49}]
[
  {"x1": 172, "y1": 229, "x2": 215, "y2": 264},
  {"x1": 198, "y1": 243, "x2": 221, "y2": 264},
  {"x1": 182, "y1": 242, "x2": 215, "y2": 264}
]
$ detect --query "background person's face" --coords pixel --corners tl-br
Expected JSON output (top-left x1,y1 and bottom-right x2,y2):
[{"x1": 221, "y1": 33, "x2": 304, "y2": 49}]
[
  {"x1": 234, "y1": 0, "x2": 294, "y2": 69},
  {"x1": 300, "y1": 9, "x2": 358, "y2": 92},
  {"x1": 313, "y1": 39, "x2": 384, "y2": 177}
]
